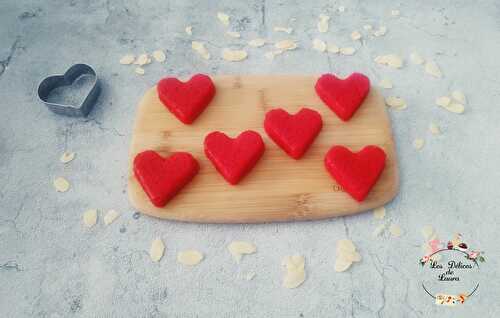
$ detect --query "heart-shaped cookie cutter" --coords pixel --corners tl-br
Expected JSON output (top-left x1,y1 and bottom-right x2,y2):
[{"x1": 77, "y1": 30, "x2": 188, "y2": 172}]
[{"x1": 37, "y1": 64, "x2": 101, "y2": 117}]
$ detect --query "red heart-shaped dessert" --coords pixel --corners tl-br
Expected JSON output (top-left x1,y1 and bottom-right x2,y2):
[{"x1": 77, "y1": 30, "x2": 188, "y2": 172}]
[
  {"x1": 204, "y1": 130, "x2": 265, "y2": 185},
  {"x1": 324, "y1": 145, "x2": 386, "y2": 202},
  {"x1": 134, "y1": 150, "x2": 199, "y2": 207},
  {"x1": 264, "y1": 108, "x2": 323, "y2": 159},
  {"x1": 315, "y1": 73, "x2": 370, "y2": 121},
  {"x1": 157, "y1": 74, "x2": 215, "y2": 124}
]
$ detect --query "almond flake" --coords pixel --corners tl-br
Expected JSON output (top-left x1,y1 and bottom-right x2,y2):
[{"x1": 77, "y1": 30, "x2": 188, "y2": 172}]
[
  {"x1": 226, "y1": 31, "x2": 241, "y2": 38},
  {"x1": 217, "y1": 12, "x2": 230, "y2": 26},
  {"x1": 150, "y1": 238, "x2": 165, "y2": 262},
  {"x1": 389, "y1": 223, "x2": 403, "y2": 237},
  {"x1": 152, "y1": 50, "x2": 166, "y2": 63},
  {"x1": 317, "y1": 14, "x2": 330, "y2": 33},
  {"x1": 379, "y1": 78, "x2": 393, "y2": 89},
  {"x1": 421, "y1": 225, "x2": 434, "y2": 240},
  {"x1": 134, "y1": 54, "x2": 151, "y2": 66},
  {"x1": 339, "y1": 47, "x2": 356, "y2": 55},
  {"x1": 337, "y1": 239, "x2": 356, "y2": 254},
  {"x1": 338, "y1": 6, "x2": 345, "y2": 12},
  {"x1": 191, "y1": 41, "x2": 210, "y2": 60},
  {"x1": 228, "y1": 241, "x2": 257, "y2": 263},
  {"x1": 53, "y1": 177, "x2": 70, "y2": 192},
  {"x1": 312, "y1": 39, "x2": 327, "y2": 52},
  {"x1": 134, "y1": 67, "x2": 145, "y2": 75},
  {"x1": 273, "y1": 26, "x2": 293, "y2": 34},
  {"x1": 351, "y1": 31, "x2": 362, "y2": 41},
  {"x1": 264, "y1": 51, "x2": 281, "y2": 59},
  {"x1": 414, "y1": 138, "x2": 425, "y2": 150},
  {"x1": 373, "y1": 206, "x2": 386, "y2": 219},
  {"x1": 373, "y1": 224, "x2": 386, "y2": 237},
  {"x1": 248, "y1": 38, "x2": 266, "y2": 47},
  {"x1": 119, "y1": 54, "x2": 135, "y2": 65},
  {"x1": 429, "y1": 122, "x2": 441, "y2": 135},
  {"x1": 373, "y1": 26, "x2": 387, "y2": 37},
  {"x1": 375, "y1": 54, "x2": 403, "y2": 68},
  {"x1": 83, "y1": 209, "x2": 97, "y2": 228},
  {"x1": 60, "y1": 151, "x2": 75, "y2": 164},
  {"x1": 177, "y1": 250, "x2": 204, "y2": 266},
  {"x1": 335, "y1": 239, "x2": 360, "y2": 272},
  {"x1": 435, "y1": 96, "x2": 451, "y2": 107},
  {"x1": 363, "y1": 24, "x2": 373, "y2": 30},
  {"x1": 185, "y1": 26, "x2": 193, "y2": 35},
  {"x1": 385, "y1": 96, "x2": 407, "y2": 109},
  {"x1": 327, "y1": 44, "x2": 339, "y2": 53},
  {"x1": 275, "y1": 40, "x2": 297, "y2": 50},
  {"x1": 282, "y1": 255, "x2": 306, "y2": 288},
  {"x1": 451, "y1": 90, "x2": 466, "y2": 104},
  {"x1": 334, "y1": 257, "x2": 352, "y2": 272},
  {"x1": 425, "y1": 60, "x2": 442, "y2": 78},
  {"x1": 222, "y1": 49, "x2": 248, "y2": 61},
  {"x1": 103, "y1": 209, "x2": 120, "y2": 225},
  {"x1": 410, "y1": 52, "x2": 424, "y2": 65},
  {"x1": 443, "y1": 102, "x2": 465, "y2": 114},
  {"x1": 391, "y1": 9, "x2": 400, "y2": 16}
]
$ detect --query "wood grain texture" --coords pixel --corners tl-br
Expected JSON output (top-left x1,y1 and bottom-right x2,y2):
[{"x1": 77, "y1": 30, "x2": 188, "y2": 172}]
[{"x1": 128, "y1": 75, "x2": 399, "y2": 223}]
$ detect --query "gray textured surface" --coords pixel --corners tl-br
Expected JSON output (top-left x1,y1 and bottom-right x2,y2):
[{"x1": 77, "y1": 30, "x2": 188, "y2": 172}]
[{"x1": 1, "y1": 0, "x2": 499, "y2": 317}]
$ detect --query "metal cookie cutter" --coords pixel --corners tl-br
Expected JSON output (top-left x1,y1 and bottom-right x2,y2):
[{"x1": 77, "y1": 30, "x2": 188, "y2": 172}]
[{"x1": 37, "y1": 64, "x2": 101, "y2": 117}]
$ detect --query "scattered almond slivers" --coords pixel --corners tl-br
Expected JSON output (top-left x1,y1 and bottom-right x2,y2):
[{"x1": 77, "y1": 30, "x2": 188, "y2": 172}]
[
  {"x1": 385, "y1": 96, "x2": 407, "y2": 110},
  {"x1": 83, "y1": 209, "x2": 97, "y2": 228},
  {"x1": 273, "y1": 26, "x2": 293, "y2": 34},
  {"x1": 429, "y1": 122, "x2": 441, "y2": 135},
  {"x1": 335, "y1": 239, "x2": 361, "y2": 272},
  {"x1": 351, "y1": 31, "x2": 362, "y2": 41},
  {"x1": 425, "y1": 60, "x2": 442, "y2": 78},
  {"x1": 379, "y1": 78, "x2": 393, "y2": 89},
  {"x1": 338, "y1": 6, "x2": 345, "y2": 12},
  {"x1": 103, "y1": 209, "x2": 120, "y2": 225},
  {"x1": 327, "y1": 44, "x2": 340, "y2": 53},
  {"x1": 152, "y1": 50, "x2": 166, "y2": 63},
  {"x1": 150, "y1": 238, "x2": 165, "y2": 262},
  {"x1": 339, "y1": 47, "x2": 356, "y2": 55},
  {"x1": 373, "y1": 206, "x2": 386, "y2": 219},
  {"x1": 317, "y1": 14, "x2": 330, "y2": 33},
  {"x1": 414, "y1": 138, "x2": 425, "y2": 150},
  {"x1": 373, "y1": 26, "x2": 387, "y2": 37},
  {"x1": 451, "y1": 90, "x2": 466, "y2": 104},
  {"x1": 226, "y1": 31, "x2": 241, "y2": 38},
  {"x1": 191, "y1": 41, "x2": 210, "y2": 60},
  {"x1": 228, "y1": 241, "x2": 256, "y2": 263},
  {"x1": 389, "y1": 223, "x2": 403, "y2": 237},
  {"x1": 410, "y1": 52, "x2": 425, "y2": 65},
  {"x1": 177, "y1": 250, "x2": 204, "y2": 266},
  {"x1": 312, "y1": 39, "x2": 327, "y2": 52},
  {"x1": 264, "y1": 50, "x2": 283, "y2": 60},
  {"x1": 282, "y1": 255, "x2": 306, "y2": 288},
  {"x1": 60, "y1": 151, "x2": 75, "y2": 164},
  {"x1": 222, "y1": 49, "x2": 248, "y2": 62},
  {"x1": 275, "y1": 40, "x2": 297, "y2": 51},
  {"x1": 248, "y1": 38, "x2": 266, "y2": 47},
  {"x1": 217, "y1": 12, "x2": 230, "y2": 26},
  {"x1": 375, "y1": 54, "x2": 403, "y2": 68},
  {"x1": 185, "y1": 26, "x2": 193, "y2": 35},
  {"x1": 53, "y1": 177, "x2": 70, "y2": 192},
  {"x1": 436, "y1": 94, "x2": 465, "y2": 114},
  {"x1": 135, "y1": 67, "x2": 145, "y2": 75},
  {"x1": 119, "y1": 54, "x2": 135, "y2": 65},
  {"x1": 134, "y1": 54, "x2": 151, "y2": 66}
]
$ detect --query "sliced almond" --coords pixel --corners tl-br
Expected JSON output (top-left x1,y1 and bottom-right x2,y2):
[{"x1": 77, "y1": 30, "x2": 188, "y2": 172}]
[
  {"x1": 60, "y1": 151, "x2": 75, "y2": 164},
  {"x1": 351, "y1": 31, "x2": 362, "y2": 41},
  {"x1": 103, "y1": 209, "x2": 120, "y2": 225},
  {"x1": 152, "y1": 50, "x2": 166, "y2": 63},
  {"x1": 53, "y1": 177, "x2": 70, "y2": 192},
  {"x1": 185, "y1": 26, "x2": 193, "y2": 35},
  {"x1": 119, "y1": 54, "x2": 135, "y2": 65},
  {"x1": 177, "y1": 250, "x2": 204, "y2": 266},
  {"x1": 338, "y1": 6, "x2": 345, "y2": 12},
  {"x1": 339, "y1": 47, "x2": 356, "y2": 55},
  {"x1": 150, "y1": 238, "x2": 165, "y2": 262},
  {"x1": 334, "y1": 257, "x2": 352, "y2": 272},
  {"x1": 425, "y1": 60, "x2": 442, "y2": 78},
  {"x1": 451, "y1": 90, "x2": 466, "y2": 104},
  {"x1": 134, "y1": 67, "x2": 145, "y2": 75},
  {"x1": 373, "y1": 26, "x2": 387, "y2": 37},
  {"x1": 275, "y1": 40, "x2": 297, "y2": 50},
  {"x1": 134, "y1": 54, "x2": 151, "y2": 66},
  {"x1": 228, "y1": 241, "x2": 256, "y2": 263},
  {"x1": 191, "y1": 41, "x2": 210, "y2": 60},
  {"x1": 222, "y1": 49, "x2": 248, "y2": 62},
  {"x1": 435, "y1": 96, "x2": 451, "y2": 107},
  {"x1": 312, "y1": 39, "x2": 327, "y2": 52},
  {"x1": 83, "y1": 209, "x2": 97, "y2": 228},
  {"x1": 385, "y1": 96, "x2": 407, "y2": 110},
  {"x1": 429, "y1": 122, "x2": 441, "y2": 135},
  {"x1": 375, "y1": 54, "x2": 403, "y2": 68},
  {"x1": 273, "y1": 26, "x2": 293, "y2": 34},
  {"x1": 282, "y1": 255, "x2": 306, "y2": 288},
  {"x1": 373, "y1": 206, "x2": 386, "y2": 219},
  {"x1": 379, "y1": 78, "x2": 393, "y2": 89},
  {"x1": 217, "y1": 12, "x2": 230, "y2": 26},
  {"x1": 327, "y1": 44, "x2": 340, "y2": 53},
  {"x1": 317, "y1": 14, "x2": 330, "y2": 33},
  {"x1": 248, "y1": 38, "x2": 266, "y2": 47},
  {"x1": 443, "y1": 102, "x2": 465, "y2": 114},
  {"x1": 336, "y1": 239, "x2": 356, "y2": 254}
]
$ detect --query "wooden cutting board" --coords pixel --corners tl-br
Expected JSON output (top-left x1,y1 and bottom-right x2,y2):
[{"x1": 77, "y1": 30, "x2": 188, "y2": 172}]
[{"x1": 128, "y1": 75, "x2": 399, "y2": 223}]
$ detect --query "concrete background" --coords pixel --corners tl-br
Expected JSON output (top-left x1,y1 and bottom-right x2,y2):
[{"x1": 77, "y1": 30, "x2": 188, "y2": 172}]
[{"x1": 1, "y1": 0, "x2": 499, "y2": 317}]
